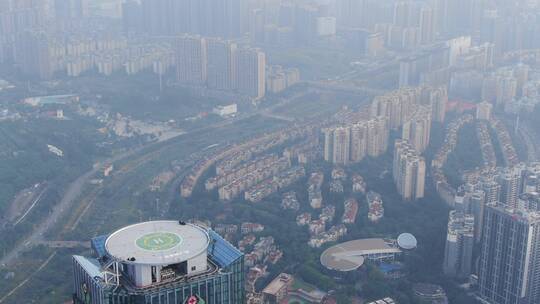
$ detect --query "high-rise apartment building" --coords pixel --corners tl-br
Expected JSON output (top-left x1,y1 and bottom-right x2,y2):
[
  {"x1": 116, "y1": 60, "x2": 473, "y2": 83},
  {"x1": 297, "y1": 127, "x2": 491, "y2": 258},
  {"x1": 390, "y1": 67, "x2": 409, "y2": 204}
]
[
  {"x1": 498, "y1": 167, "x2": 522, "y2": 208},
  {"x1": 425, "y1": 86, "x2": 448, "y2": 123},
  {"x1": 54, "y1": 0, "x2": 84, "y2": 28},
  {"x1": 371, "y1": 88, "x2": 419, "y2": 130},
  {"x1": 323, "y1": 126, "x2": 350, "y2": 165},
  {"x1": 0, "y1": 0, "x2": 50, "y2": 64},
  {"x1": 521, "y1": 164, "x2": 540, "y2": 195},
  {"x1": 482, "y1": 73, "x2": 518, "y2": 107},
  {"x1": 350, "y1": 123, "x2": 368, "y2": 163},
  {"x1": 443, "y1": 211, "x2": 474, "y2": 278},
  {"x1": 207, "y1": 38, "x2": 237, "y2": 91},
  {"x1": 480, "y1": 178, "x2": 501, "y2": 205},
  {"x1": 323, "y1": 128, "x2": 334, "y2": 163},
  {"x1": 175, "y1": 35, "x2": 207, "y2": 85},
  {"x1": 236, "y1": 47, "x2": 266, "y2": 100},
  {"x1": 72, "y1": 221, "x2": 245, "y2": 304},
  {"x1": 393, "y1": 1, "x2": 412, "y2": 28},
  {"x1": 293, "y1": 4, "x2": 319, "y2": 44},
  {"x1": 140, "y1": 0, "x2": 245, "y2": 38},
  {"x1": 479, "y1": 204, "x2": 540, "y2": 304},
  {"x1": 468, "y1": 190, "x2": 486, "y2": 243},
  {"x1": 399, "y1": 44, "x2": 450, "y2": 87},
  {"x1": 15, "y1": 31, "x2": 55, "y2": 79},
  {"x1": 174, "y1": 35, "x2": 266, "y2": 99},
  {"x1": 402, "y1": 105, "x2": 431, "y2": 154},
  {"x1": 393, "y1": 140, "x2": 426, "y2": 200},
  {"x1": 323, "y1": 118, "x2": 388, "y2": 165},
  {"x1": 332, "y1": 127, "x2": 351, "y2": 165},
  {"x1": 419, "y1": 7, "x2": 435, "y2": 45},
  {"x1": 476, "y1": 100, "x2": 493, "y2": 120},
  {"x1": 366, "y1": 117, "x2": 390, "y2": 158}
]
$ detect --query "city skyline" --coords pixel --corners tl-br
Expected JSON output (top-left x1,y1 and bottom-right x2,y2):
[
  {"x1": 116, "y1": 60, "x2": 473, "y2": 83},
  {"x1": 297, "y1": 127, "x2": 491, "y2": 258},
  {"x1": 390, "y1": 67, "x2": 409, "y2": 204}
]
[{"x1": 1, "y1": 0, "x2": 540, "y2": 303}]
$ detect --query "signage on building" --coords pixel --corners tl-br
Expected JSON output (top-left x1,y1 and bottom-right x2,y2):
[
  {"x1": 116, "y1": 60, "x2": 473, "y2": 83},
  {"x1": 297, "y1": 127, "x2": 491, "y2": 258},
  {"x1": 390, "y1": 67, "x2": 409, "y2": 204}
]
[{"x1": 184, "y1": 295, "x2": 206, "y2": 304}]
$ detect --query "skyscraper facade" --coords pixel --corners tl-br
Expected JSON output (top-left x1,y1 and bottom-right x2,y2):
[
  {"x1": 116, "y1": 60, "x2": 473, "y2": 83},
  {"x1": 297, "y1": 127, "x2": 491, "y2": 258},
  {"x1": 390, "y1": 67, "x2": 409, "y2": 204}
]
[
  {"x1": 72, "y1": 221, "x2": 245, "y2": 304},
  {"x1": 479, "y1": 204, "x2": 540, "y2": 304}
]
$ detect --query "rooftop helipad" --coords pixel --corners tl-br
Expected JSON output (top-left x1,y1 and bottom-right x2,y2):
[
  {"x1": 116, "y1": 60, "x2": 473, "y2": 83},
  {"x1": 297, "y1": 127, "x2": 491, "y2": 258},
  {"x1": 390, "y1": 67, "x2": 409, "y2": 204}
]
[{"x1": 105, "y1": 221, "x2": 209, "y2": 265}]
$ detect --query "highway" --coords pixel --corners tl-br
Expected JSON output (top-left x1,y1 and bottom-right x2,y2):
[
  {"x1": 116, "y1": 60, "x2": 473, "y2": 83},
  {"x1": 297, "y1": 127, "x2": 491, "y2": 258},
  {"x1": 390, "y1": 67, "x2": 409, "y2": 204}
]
[{"x1": 1, "y1": 161, "x2": 103, "y2": 267}]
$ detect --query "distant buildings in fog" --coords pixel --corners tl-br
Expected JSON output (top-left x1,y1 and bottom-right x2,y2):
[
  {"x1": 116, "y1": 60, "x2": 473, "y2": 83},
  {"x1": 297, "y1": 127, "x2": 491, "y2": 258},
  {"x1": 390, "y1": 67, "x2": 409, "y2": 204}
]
[
  {"x1": 266, "y1": 66, "x2": 300, "y2": 94},
  {"x1": 176, "y1": 35, "x2": 266, "y2": 100}
]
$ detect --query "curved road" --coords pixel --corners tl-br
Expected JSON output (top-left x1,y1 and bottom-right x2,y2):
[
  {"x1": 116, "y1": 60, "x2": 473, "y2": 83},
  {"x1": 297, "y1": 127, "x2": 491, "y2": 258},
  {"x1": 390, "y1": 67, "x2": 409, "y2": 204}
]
[
  {"x1": 0, "y1": 87, "x2": 314, "y2": 269},
  {"x1": 0, "y1": 151, "x2": 135, "y2": 267}
]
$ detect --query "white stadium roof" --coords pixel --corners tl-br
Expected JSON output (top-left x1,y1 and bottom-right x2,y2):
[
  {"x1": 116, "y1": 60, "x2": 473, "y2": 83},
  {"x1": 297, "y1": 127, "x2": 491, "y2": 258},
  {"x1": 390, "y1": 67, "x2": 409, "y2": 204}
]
[{"x1": 320, "y1": 238, "x2": 401, "y2": 271}]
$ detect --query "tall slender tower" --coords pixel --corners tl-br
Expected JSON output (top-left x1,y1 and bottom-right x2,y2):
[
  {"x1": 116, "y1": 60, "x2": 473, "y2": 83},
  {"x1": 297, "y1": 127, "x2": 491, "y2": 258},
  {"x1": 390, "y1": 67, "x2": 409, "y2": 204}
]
[
  {"x1": 332, "y1": 127, "x2": 351, "y2": 165},
  {"x1": 498, "y1": 167, "x2": 523, "y2": 208},
  {"x1": 443, "y1": 211, "x2": 474, "y2": 278},
  {"x1": 393, "y1": 140, "x2": 426, "y2": 200},
  {"x1": 236, "y1": 47, "x2": 266, "y2": 100},
  {"x1": 175, "y1": 35, "x2": 207, "y2": 85},
  {"x1": 350, "y1": 123, "x2": 368, "y2": 163},
  {"x1": 207, "y1": 38, "x2": 237, "y2": 91}
]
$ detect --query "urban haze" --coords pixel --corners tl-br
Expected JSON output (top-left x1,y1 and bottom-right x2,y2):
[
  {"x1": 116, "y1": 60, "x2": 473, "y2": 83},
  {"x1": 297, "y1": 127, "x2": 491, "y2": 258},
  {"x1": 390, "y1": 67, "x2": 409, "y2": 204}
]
[{"x1": 0, "y1": 0, "x2": 540, "y2": 304}]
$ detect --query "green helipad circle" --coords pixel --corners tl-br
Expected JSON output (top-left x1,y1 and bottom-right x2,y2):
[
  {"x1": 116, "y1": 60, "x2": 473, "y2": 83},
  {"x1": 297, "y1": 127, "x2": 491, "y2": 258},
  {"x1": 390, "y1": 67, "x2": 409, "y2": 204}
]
[{"x1": 136, "y1": 232, "x2": 182, "y2": 251}]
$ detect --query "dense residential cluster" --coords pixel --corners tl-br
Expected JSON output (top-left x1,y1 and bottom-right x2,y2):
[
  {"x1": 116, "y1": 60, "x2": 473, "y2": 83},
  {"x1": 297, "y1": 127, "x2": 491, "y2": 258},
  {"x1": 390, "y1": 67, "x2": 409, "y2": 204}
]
[
  {"x1": 323, "y1": 86, "x2": 443, "y2": 167},
  {"x1": 266, "y1": 65, "x2": 301, "y2": 94},
  {"x1": 206, "y1": 154, "x2": 281, "y2": 191},
  {"x1": 255, "y1": 273, "x2": 330, "y2": 304},
  {"x1": 489, "y1": 117, "x2": 519, "y2": 167},
  {"x1": 181, "y1": 123, "x2": 319, "y2": 198},
  {"x1": 367, "y1": 191, "x2": 384, "y2": 223},
  {"x1": 244, "y1": 166, "x2": 306, "y2": 203},
  {"x1": 352, "y1": 174, "x2": 367, "y2": 193},
  {"x1": 219, "y1": 156, "x2": 290, "y2": 201},
  {"x1": 2, "y1": 0, "x2": 540, "y2": 303},
  {"x1": 475, "y1": 122, "x2": 497, "y2": 169},
  {"x1": 505, "y1": 72, "x2": 540, "y2": 114},
  {"x1": 441, "y1": 157, "x2": 540, "y2": 303},
  {"x1": 308, "y1": 171, "x2": 324, "y2": 209},
  {"x1": 281, "y1": 191, "x2": 300, "y2": 211},
  {"x1": 341, "y1": 198, "x2": 359, "y2": 224},
  {"x1": 432, "y1": 114, "x2": 475, "y2": 204}
]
